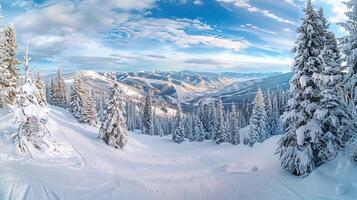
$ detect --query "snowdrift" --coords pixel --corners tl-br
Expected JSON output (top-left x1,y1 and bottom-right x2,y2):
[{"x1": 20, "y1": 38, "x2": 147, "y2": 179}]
[{"x1": 0, "y1": 106, "x2": 356, "y2": 199}]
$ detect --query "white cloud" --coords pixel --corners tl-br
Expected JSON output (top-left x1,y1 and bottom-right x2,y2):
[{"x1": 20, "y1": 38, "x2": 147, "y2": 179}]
[
  {"x1": 193, "y1": 0, "x2": 203, "y2": 5},
  {"x1": 240, "y1": 24, "x2": 278, "y2": 35},
  {"x1": 113, "y1": 17, "x2": 250, "y2": 51},
  {"x1": 318, "y1": 0, "x2": 347, "y2": 24},
  {"x1": 9, "y1": 0, "x2": 251, "y2": 71},
  {"x1": 216, "y1": 0, "x2": 296, "y2": 25},
  {"x1": 283, "y1": 0, "x2": 298, "y2": 7}
]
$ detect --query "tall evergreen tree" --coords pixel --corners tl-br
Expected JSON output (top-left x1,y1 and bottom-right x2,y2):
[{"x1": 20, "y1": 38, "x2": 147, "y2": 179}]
[
  {"x1": 99, "y1": 83, "x2": 128, "y2": 149},
  {"x1": 247, "y1": 88, "x2": 268, "y2": 147},
  {"x1": 229, "y1": 103, "x2": 240, "y2": 145},
  {"x1": 142, "y1": 91, "x2": 154, "y2": 135},
  {"x1": 0, "y1": 24, "x2": 19, "y2": 105},
  {"x1": 34, "y1": 73, "x2": 47, "y2": 107},
  {"x1": 172, "y1": 105, "x2": 185, "y2": 143},
  {"x1": 276, "y1": 0, "x2": 326, "y2": 176},
  {"x1": 313, "y1": 31, "x2": 355, "y2": 164},
  {"x1": 83, "y1": 90, "x2": 98, "y2": 126},
  {"x1": 214, "y1": 99, "x2": 228, "y2": 144},
  {"x1": 52, "y1": 67, "x2": 68, "y2": 108},
  {"x1": 339, "y1": 0, "x2": 357, "y2": 113},
  {"x1": 193, "y1": 114, "x2": 205, "y2": 142},
  {"x1": 69, "y1": 76, "x2": 86, "y2": 122},
  {"x1": 265, "y1": 91, "x2": 281, "y2": 136},
  {"x1": 46, "y1": 77, "x2": 55, "y2": 105}
]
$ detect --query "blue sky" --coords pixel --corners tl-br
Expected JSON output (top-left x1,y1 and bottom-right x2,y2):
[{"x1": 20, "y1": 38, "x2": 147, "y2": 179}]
[{"x1": 0, "y1": 0, "x2": 348, "y2": 73}]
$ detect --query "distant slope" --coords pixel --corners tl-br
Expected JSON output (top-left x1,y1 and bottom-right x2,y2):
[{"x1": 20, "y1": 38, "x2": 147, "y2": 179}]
[
  {"x1": 190, "y1": 72, "x2": 292, "y2": 109},
  {"x1": 63, "y1": 71, "x2": 143, "y2": 100},
  {"x1": 114, "y1": 71, "x2": 235, "y2": 103}
]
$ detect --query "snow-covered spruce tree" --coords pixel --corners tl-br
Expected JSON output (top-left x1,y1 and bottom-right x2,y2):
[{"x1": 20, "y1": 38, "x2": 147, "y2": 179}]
[
  {"x1": 339, "y1": 0, "x2": 357, "y2": 113},
  {"x1": 52, "y1": 67, "x2": 68, "y2": 108},
  {"x1": 198, "y1": 102, "x2": 215, "y2": 140},
  {"x1": 34, "y1": 73, "x2": 47, "y2": 107},
  {"x1": 99, "y1": 83, "x2": 128, "y2": 149},
  {"x1": 185, "y1": 114, "x2": 194, "y2": 141},
  {"x1": 247, "y1": 88, "x2": 268, "y2": 147},
  {"x1": 193, "y1": 114, "x2": 205, "y2": 142},
  {"x1": 16, "y1": 45, "x2": 57, "y2": 156},
  {"x1": 265, "y1": 91, "x2": 281, "y2": 136},
  {"x1": 96, "y1": 91, "x2": 108, "y2": 123},
  {"x1": 172, "y1": 104, "x2": 185, "y2": 143},
  {"x1": 313, "y1": 31, "x2": 355, "y2": 164},
  {"x1": 142, "y1": 91, "x2": 154, "y2": 135},
  {"x1": 69, "y1": 76, "x2": 86, "y2": 122},
  {"x1": 214, "y1": 99, "x2": 228, "y2": 144},
  {"x1": 239, "y1": 97, "x2": 251, "y2": 127},
  {"x1": 46, "y1": 77, "x2": 55, "y2": 105},
  {"x1": 0, "y1": 24, "x2": 19, "y2": 105},
  {"x1": 276, "y1": 0, "x2": 326, "y2": 176},
  {"x1": 82, "y1": 90, "x2": 98, "y2": 126},
  {"x1": 229, "y1": 103, "x2": 240, "y2": 145}
]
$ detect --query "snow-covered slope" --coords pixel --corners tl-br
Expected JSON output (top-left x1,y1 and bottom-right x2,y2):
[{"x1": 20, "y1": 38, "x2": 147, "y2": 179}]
[
  {"x1": 0, "y1": 105, "x2": 355, "y2": 199},
  {"x1": 190, "y1": 72, "x2": 292, "y2": 109},
  {"x1": 63, "y1": 70, "x2": 143, "y2": 99}
]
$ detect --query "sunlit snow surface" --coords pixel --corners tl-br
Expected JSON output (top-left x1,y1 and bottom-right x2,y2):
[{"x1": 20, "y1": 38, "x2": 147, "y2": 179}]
[{"x1": 0, "y1": 106, "x2": 356, "y2": 199}]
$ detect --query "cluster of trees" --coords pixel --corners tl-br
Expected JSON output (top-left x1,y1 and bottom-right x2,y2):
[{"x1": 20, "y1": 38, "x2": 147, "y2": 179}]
[
  {"x1": 46, "y1": 71, "x2": 129, "y2": 149},
  {"x1": 140, "y1": 88, "x2": 287, "y2": 145},
  {"x1": 0, "y1": 23, "x2": 55, "y2": 155},
  {"x1": 276, "y1": 0, "x2": 357, "y2": 177},
  {"x1": 245, "y1": 88, "x2": 282, "y2": 147}
]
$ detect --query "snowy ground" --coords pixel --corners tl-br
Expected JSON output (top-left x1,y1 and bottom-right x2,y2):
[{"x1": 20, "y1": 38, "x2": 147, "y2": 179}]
[{"x1": 0, "y1": 106, "x2": 356, "y2": 199}]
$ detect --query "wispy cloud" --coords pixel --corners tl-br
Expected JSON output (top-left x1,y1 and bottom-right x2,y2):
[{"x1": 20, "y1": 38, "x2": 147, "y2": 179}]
[
  {"x1": 216, "y1": 0, "x2": 296, "y2": 25},
  {"x1": 239, "y1": 24, "x2": 278, "y2": 35}
]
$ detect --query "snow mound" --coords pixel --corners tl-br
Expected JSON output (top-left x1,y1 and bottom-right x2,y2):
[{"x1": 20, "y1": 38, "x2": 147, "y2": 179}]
[
  {"x1": 0, "y1": 105, "x2": 79, "y2": 164},
  {"x1": 336, "y1": 183, "x2": 349, "y2": 196}
]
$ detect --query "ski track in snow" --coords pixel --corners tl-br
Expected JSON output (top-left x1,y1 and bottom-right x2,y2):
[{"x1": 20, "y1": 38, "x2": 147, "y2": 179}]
[{"x1": 0, "y1": 106, "x2": 356, "y2": 199}]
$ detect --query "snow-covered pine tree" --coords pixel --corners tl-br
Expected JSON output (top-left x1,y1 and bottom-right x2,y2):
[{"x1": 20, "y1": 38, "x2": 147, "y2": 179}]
[
  {"x1": 52, "y1": 67, "x2": 67, "y2": 108},
  {"x1": 276, "y1": 0, "x2": 326, "y2": 176},
  {"x1": 198, "y1": 102, "x2": 215, "y2": 140},
  {"x1": 265, "y1": 90, "x2": 280, "y2": 136},
  {"x1": 15, "y1": 45, "x2": 57, "y2": 156},
  {"x1": 34, "y1": 73, "x2": 47, "y2": 107},
  {"x1": 69, "y1": 76, "x2": 86, "y2": 122},
  {"x1": 96, "y1": 91, "x2": 107, "y2": 123},
  {"x1": 214, "y1": 99, "x2": 228, "y2": 144},
  {"x1": 172, "y1": 104, "x2": 185, "y2": 143},
  {"x1": 99, "y1": 83, "x2": 128, "y2": 149},
  {"x1": 126, "y1": 99, "x2": 136, "y2": 131},
  {"x1": 46, "y1": 77, "x2": 55, "y2": 105},
  {"x1": 0, "y1": 24, "x2": 19, "y2": 105},
  {"x1": 313, "y1": 31, "x2": 355, "y2": 164},
  {"x1": 229, "y1": 103, "x2": 240, "y2": 145},
  {"x1": 142, "y1": 91, "x2": 154, "y2": 135},
  {"x1": 193, "y1": 114, "x2": 205, "y2": 142},
  {"x1": 246, "y1": 88, "x2": 268, "y2": 147},
  {"x1": 185, "y1": 114, "x2": 195, "y2": 141},
  {"x1": 239, "y1": 96, "x2": 250, "y2": 127},
  {"x1": 82, "y1": 89, "x2": 98, "y2": 126},
  {"x1": 339, "y1": 0, "x2": 357, "y2": 113}
]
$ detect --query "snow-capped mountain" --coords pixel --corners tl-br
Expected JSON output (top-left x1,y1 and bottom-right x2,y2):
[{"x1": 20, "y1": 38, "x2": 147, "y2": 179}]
[
  {"x1": 114, "y1": 71, "x2": 235, "y2": 103},
  {"x1": 188, "y1": 72, "x2": 292, "y2": 110},
  {"x1": 56, "y1": 70, "x2": 287, "y2": 112}
]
